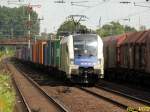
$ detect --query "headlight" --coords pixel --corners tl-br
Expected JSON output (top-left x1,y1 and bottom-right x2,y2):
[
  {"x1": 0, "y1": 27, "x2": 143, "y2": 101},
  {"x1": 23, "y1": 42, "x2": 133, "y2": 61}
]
[
  {"x1": 98, "y1": 59, "x2": 101, "y2": 64},
  {"x1": 70, "y1": 59, "x2": 74, "y2": 64}
]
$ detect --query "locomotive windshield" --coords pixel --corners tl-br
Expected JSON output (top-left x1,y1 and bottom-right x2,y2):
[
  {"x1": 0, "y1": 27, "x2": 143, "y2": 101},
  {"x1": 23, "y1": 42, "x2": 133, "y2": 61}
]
[{"x1": 73, "y1": 34, "x2": 98, "y2": 57}]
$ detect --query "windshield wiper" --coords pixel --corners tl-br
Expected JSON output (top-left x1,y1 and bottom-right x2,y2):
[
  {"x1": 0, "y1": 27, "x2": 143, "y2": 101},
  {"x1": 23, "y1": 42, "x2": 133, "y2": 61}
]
[
  {"x1": 89, "y1": 54, "x2": 93, "y2": 57},
  {"x1": 78, "y1": 54, "x2": 82, "y2": 57}
]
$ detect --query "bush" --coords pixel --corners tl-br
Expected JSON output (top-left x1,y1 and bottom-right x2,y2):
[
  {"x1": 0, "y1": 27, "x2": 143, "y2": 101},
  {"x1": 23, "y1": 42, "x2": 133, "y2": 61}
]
[{"x1": 0, "y1": 74, "x2": 15, "y2": 112}]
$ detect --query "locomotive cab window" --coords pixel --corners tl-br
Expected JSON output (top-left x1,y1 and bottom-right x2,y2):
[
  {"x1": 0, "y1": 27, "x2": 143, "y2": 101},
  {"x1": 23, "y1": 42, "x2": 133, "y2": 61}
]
[{"x1": 73, "y1": 35, "x2": 98, "y2": 57}]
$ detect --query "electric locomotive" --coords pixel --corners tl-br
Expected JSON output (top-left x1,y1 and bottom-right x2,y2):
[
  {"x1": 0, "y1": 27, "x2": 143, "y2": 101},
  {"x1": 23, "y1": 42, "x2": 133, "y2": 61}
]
[{"x1": 60, "y1": 33, "x2": 104, "y2": 83}]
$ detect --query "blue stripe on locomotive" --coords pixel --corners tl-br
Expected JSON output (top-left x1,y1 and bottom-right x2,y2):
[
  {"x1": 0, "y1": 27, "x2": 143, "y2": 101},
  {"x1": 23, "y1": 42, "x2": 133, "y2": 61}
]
[{"x1": 74, "y1": 56, "x2": 98, "y2": 68}]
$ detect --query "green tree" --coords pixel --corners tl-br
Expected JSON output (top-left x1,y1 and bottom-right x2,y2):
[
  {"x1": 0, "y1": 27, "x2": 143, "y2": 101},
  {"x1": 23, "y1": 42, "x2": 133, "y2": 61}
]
[
  {"x1": 96, "y1": 21, "x2": 136, "y2": 38},
  {"x1": 0, "y1": 6, "x2": 39, "y2": 38},
  {"x1": 124, "y1": 25, "x2": 137, "y2": 32},
  {"x1": 57, "y1": 20, "x2": 88, "y2": 35},
  {"x1": 139, "y1": 25, "x2": 146, "y2": 31}
]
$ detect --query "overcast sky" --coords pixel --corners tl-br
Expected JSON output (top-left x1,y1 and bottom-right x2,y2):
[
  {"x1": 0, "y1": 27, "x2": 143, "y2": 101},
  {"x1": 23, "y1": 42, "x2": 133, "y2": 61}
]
[{"x1": 0, "y1": 0, "x2": 150, "y2": 33}]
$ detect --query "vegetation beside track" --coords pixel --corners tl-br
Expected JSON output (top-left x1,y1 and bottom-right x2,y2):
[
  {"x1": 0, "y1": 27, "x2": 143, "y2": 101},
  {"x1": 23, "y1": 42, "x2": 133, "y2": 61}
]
[
  {"x1": 0, "y1": 74, "x2": 15, "y2": 112},
  {"x1": 0, "y1": 49, "x2": 15, "y2": 112}
]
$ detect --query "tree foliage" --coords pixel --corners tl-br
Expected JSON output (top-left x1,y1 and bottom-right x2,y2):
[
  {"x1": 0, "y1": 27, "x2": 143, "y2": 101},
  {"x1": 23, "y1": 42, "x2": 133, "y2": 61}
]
[
  {"x1": 96, "y1": 21, "x2": 136, "y2": 38},
  {"x1": 0, "y1": 6, "x2": 39, "y2": 38},
  {"x1": 139, "y1": 25, "x2": 146, "y2": 31},
  {"x1": 57, "y1": 20, "x2": 88, "y2": 35}
]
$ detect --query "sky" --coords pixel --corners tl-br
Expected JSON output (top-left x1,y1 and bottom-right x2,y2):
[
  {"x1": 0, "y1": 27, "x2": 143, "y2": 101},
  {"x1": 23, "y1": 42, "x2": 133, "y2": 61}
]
[{"x1": 0, "y1": 0, "x2": 150, "y2": 33}]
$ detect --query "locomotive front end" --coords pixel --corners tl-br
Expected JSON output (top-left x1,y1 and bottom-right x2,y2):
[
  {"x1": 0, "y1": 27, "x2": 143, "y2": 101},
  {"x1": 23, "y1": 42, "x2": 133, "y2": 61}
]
[{"x1": 70, "y1": 34, "x2": 104, "y2": 83}]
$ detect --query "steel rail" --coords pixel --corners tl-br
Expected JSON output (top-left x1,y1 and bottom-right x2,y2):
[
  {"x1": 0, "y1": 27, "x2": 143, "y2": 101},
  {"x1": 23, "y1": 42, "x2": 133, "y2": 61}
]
[
  {"x1": 77, "y1": 87, "x2": 129, "y2": 110},
  {"x1": 4, "y1": 61, "x2": 32, "y2": 112},
  {"x1": 78, "y1": 87, "x2": 142, "y2": 112},
  {"x1": 12, "y1": 77, "x2": 32, "y2": 112},
  {"x1": 15, "y1": 66, "x2": 69, "y2": 112},
  {"x1": 95, "y1": 84, "x2": 150, "y2": 106},
  {"x1": 6, "y1": 59, "x2": 69, "y2": 112}
]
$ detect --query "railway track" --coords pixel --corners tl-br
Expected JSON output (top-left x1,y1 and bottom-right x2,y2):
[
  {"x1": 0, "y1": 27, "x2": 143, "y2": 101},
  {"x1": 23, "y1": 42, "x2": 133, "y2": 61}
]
[
  {"x1": 76, "y1": 83, "x2": 150, "y2": 112},
  {"x1": 9, "y1": 59, "x2": 150, "y2": 112},
  {"x1": 5, "y1": 59, "x2": 69, "y2": 112},
  {"x1": 12, "y1": 60, "x2": 126, "y2": 110},
  {"x1": 77, "y1": 84, "x2": 150, "y2": 112},
  {"x1": 95, "y1": 83, "x2": 150, "y2": 106},
  {"x1": 77, "y1": 87, "x2": 129, "y2": 110},
  {"x1": 17, "y1": 68, "x2": 69, "y2": 112},
  {"x1": 12, "y1": 77, "x2": 32, "y2": 112},
  {"x1": 4, "y1": 60, "x2": 31, "y2": 112}
]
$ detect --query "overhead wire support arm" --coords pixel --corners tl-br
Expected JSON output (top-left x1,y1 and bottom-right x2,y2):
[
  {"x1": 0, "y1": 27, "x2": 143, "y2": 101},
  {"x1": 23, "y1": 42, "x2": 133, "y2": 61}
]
[
  {"x1": 71, "y1": 1, "x2": 89, "y2": 4},
  {"x1": 67, "y1": 15, "x2": 88, "y2": 24},
  {"x1": 119, "y1": 1, "x2": 131, "y2": 4},
  {"x1": 134, "y1": 2, "x2": 150, "y2": 8},
  {"x1": 7, "y1": 0, "x2": 25, "y2": 5},
  {"x1": 71, "y1": 3, "x2": 91, "y2": 8},
  {"x1": 54, "y1": 0, "x2": 66, "y2": 4},
  {"x1": 70, "y1": 0, "x2": 91, "y2": 8},
  {"x1": 67, "y1": 15, "x2": 88, "y2": 33}
]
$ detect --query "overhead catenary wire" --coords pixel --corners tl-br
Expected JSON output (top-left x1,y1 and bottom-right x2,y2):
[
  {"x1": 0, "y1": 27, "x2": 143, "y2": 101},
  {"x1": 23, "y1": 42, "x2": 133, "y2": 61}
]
[
  {"x1": 5, "y1": 0, "x2": 150, "y2": 32},
  {"x1": 53, "y1": 0, "x2": 150, "y2": 31},
  {"x1": 102, "y1": 8, "x2": 150, "y2": 27},
  {"x1": 91, "y1": 0, "x2": 150, "y2": 28},
  {"x1": 134, "y1": 2, "x2": 150, "y2": 8},
  {"x1": 69, "y1": 0, "x2": 109, "y2": 9}
]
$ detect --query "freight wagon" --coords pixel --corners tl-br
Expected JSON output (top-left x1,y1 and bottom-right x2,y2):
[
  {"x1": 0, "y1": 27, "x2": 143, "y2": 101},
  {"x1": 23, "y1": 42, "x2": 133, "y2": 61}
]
[
  {"x1": 103, "y1": 33, "x2": 127, "y2": 79},
  {"x1": 103, "y1": 30, "x2": 150, "y2": 85},
  {"x1": 16, "y1": 33, "x2": 104, "y2": 83}
]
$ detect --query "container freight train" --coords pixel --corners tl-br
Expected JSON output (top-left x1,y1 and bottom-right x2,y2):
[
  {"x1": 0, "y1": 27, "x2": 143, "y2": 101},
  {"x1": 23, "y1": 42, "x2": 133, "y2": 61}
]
[
  {"x1": 103, "y1": 30, "x2": 150, "y2": 85},
  {"x1": 16, "y1": 33, "x2": 104, "y2": 83}
]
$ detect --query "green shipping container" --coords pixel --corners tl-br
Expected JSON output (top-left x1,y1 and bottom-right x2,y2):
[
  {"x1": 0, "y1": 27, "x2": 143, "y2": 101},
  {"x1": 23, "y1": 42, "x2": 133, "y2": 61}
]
[
  {"x1": 51, "y1": 41, "x2": 55, "y2": 66},
  {"x1": 54, "y1": 40, "x2": 60, "y2": 67},
  {"x1": 47, "y1": 40, "x2": 51, "y2": 66}
]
